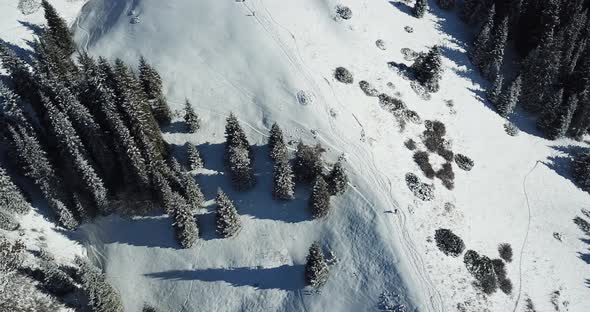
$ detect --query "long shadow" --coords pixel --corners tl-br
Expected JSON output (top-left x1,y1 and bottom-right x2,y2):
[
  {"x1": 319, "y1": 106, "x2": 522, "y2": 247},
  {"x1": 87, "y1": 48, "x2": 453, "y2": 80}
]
[
  {"x1": 162, "y1": 121, "x2": 186, "y2": 134},
  {"x1": 145, "y1": 264, "x2": 306, "y2": 291},
  {"x1": 18, "y1": 20, "x2": 44, "y2": 36},
  {"x1": 388, "y1": 1, "x2": 413, "y2": 17},
  {"x1": 0, "y1": 39, "x2": 35, "y2": 65},
  {"x1": 543, "y1": 145, "x2": 588, "y2": 187}
]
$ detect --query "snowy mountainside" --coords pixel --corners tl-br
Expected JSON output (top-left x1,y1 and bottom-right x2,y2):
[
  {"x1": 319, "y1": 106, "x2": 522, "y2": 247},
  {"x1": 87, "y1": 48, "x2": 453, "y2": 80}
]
[{"x1": 0, "y1": 0, "x2": 589, "y2": 311}]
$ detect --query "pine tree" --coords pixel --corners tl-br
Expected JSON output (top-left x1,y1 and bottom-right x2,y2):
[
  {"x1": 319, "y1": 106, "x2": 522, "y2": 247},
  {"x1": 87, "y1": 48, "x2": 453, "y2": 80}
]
[
  {"x1": 0, "y1": 210, "x2": 19, "y2": 231},
  {"x1": 461, "y1": 0, "x2": 491, "y2": 25},
  {"x1": 184, "y1": 100, "x2": 200, "y2": 133},
  {"x1": 327, "y1": 157, "x2": 348, "y2": 196},
  {"x1": 44, "y1": 98, "x2": 109, "y2": 215},
  {"x1": 568, "y1": 91, "x2": 590, "y2": 139},
  {"x1": 0, "y1": 44, "x2": 39, "y2": 106},
  {"x1": 520, "y1": 30, "x2": 561, "y2": 113},
  {"x1": 573, "y1": 149, "x2": 590, "y2": 193},
  {"x1": 305, "y1": 242, "x2": 329, "y2": 288},
  {"x1": 294, "y1": 142, "x2": 324, "y2": 183},
  {"x1": 6, "y1": 125, "x2": 77, "y2": 228},
  {"x1": 138, "y1": 56, "x2": 172, "y2": 126},
  {"x1": 78, "y1": 54, "x2": 150, "y2": 189},
  {"x1": 470, "y1": 5, "x2": 495, "y2": 68},
  {"x1": 413, "y1": 0, "x2": 427, "y2": 18},
  {"x1": 170, "y1": 192, "x2": 199, "y2": 248},
  {"x1": 76, "y1": 257, "x2": 124, "y2": 312},
  {"x1": 309, "y1": 176, "x2": 331, "y2": 218},
  {"x1": 153, "y1": 171, "x2": 174, "y2": 214},
  {"x1": 268, "y1": 122, "x2": 287, "y2": 161},
  {"x1": 496, "y1": 75, "x2": 521, "y2": 117},
  {"x1": 537, "y1": 87, "x2": 564, "y2": 134},
  {"x1": 227, "y1": 145, "x2": 256, "y2": 190},
  {"x1": 215, "y1": 189, "x2": 241, "y2": 238},
  {"x1": 412, "y1": 45, "x2": 443, "y2": 93},
  {"x1": 41, "y1": 0, "x2": 75, "y2": 55},
  {"x1": 481, "y1": 16, "x2": 508, "y2": 80},
  {"x1": 272, "y1": 159, "x2": 295, "y2": 200},
  {"x1": 186, "y1": 143, "x2": 204, "y2": 170},
  {"x1": 0, "y1": 165, "x2": 30, "y2": 215},
  {"x1": 225, "y1": 113, "x2": 249, "y2": 152},
  {"x1": 486, "y1": 73, "x2": 503, "y2": 105},
  {"x1": 182, "y1": 173, "x2": 204, "y2": 211},
  {"x1": 34, "y1": 34, "x2": 78, "y2": 87},
  {"x1": 547, "y1": 93, "x2": 579, "y2": 139},
  {"x1": 0, "y1": 82, "x2": 35, "y2": 137}
]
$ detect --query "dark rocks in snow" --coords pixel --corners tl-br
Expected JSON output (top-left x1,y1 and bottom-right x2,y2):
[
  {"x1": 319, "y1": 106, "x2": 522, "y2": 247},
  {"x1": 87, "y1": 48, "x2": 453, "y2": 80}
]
[
  {"x1": 405, "y1": 172, "x2": 434, "y2": 201},
  {"x1": 454, "y1": 154, "x2": 474, "y2": 171},
  {"x1": 434, "y1": 229, "x2": 465, "y2": 257},
  {"x1": 404, "y1": 26, "x2": 414, "y2": 33},
  {"x1": 336, "y1": 5, "x2": 352, "y2": 20},
  {"x1": 359, "y1": 80, "x2": 379, "y2": 97},
  {"x1": 334, "y1": 67, "x2": 353, "y2": 84}
]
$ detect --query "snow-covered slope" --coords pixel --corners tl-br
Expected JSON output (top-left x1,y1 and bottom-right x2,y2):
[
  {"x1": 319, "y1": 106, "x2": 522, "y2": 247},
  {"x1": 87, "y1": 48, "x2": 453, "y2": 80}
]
[{"x1": 2, "y1": 0, "x2": 589, "y2": 311}]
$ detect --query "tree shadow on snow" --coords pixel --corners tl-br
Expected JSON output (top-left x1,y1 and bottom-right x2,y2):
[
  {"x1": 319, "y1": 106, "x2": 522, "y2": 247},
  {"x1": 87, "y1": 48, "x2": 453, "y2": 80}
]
[
  {"x1": 144, "y1": 264, "x2": 306, "y2": 291},
  {"x1": 387, "y1": 1, "x2": 413, "y2": 17},
  {"x1": 18, "y1": 20, "x2": 45, "y2": 36},
  {"x1": 0, "y1": 38, "x2": 36, "y2": 66},
  {"x1": 161, "y1": 121, "x2": 187, "y2": 134},
  {"x1": 543, "y1": 145, "x2": 587, "y2": 187}
]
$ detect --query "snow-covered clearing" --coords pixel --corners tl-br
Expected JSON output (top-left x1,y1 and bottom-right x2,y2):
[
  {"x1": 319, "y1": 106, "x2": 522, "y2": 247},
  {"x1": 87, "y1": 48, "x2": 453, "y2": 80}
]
[{"x1": 1, "y1": 0, "x2": 589, "y2": 311}]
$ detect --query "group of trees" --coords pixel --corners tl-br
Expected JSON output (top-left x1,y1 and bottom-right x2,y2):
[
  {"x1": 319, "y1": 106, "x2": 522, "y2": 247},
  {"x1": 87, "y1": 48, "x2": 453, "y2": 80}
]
[{"x1": 463, "y1": 0, "x2": 590, "y2": 141}]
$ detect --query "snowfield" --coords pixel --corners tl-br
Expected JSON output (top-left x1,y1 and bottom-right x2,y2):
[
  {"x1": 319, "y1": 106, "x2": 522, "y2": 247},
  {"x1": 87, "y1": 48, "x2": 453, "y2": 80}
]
[{"x1": 1, "y1": 0, "x2": 590, "y2": 311}]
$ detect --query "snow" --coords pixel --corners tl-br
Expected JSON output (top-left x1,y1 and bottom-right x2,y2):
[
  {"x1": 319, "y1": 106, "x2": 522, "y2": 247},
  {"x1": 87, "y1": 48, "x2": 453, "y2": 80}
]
[{"x1": 1, "y1": 0, "x2": 589, "y2": 311}]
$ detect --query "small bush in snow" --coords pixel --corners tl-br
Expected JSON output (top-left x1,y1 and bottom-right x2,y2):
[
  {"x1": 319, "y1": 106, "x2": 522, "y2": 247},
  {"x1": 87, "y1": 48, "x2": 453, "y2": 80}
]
[
  {"x1": 405, "y1": 139, "x2": 417, "y2": 150},
  {"x1": 454, "y1": 154, "x2": 474, "y2": 171},
  {"x1": 436, "y1": 162, "x2": 455, "y2": 190},
  {"x1": 336, "y1": 5, "x2": 352, "y2": 20},
  {"x1": 375, "y1": 39, "x2": 387, "y2": 50},
  {"x1": 504, "y1": 122, "x2": 520, "y2": 136},
  {"x1": 378, "y1": 93, "x2": 406, "y2": 113},
  {"x1": 434, "y1": 229, "x2": 465, "y2": 257},
  {"x1": 359, "y1": 80, "x2": 380, "y2": 97},
  {"x1": 498, "y1": 243, "x2": 513, "y2": 262},
  {"x1": 499, "y1": 277, "x2": 513, "y2": 295},
  {"x1": 413, "y1": 151, "x2": 435, "y2": 179},
  {"x1": 404, "y1": 26, "x2": 414, "y2": 33},
  {"x1": 334, "y1": 67, "x2": 353, "y2": 84},
  {"x1": 402, "y1": 109, "x2": 422, "y2": 124},
  {"x1": 463, "y1": 250, "x2": 498, "y2": 294},
  {"x1": 305, "y1": 242, "x2": 329, "y2": 288},
  {"x1": 405, "y1": 173, "x2": 434, "y2": 201}
]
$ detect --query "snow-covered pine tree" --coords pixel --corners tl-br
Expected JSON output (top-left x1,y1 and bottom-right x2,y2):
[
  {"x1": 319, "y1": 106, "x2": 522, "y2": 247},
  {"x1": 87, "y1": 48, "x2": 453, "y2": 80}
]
[
  {"x1": 40, "y1": 260, "x2": 75, "y2": 295},
  {"x1": 469, "y1": 5, "x2": 495, "y2": 68},
  {"x1": 327, "y1": 157, "x2": 348, "y2": 196},
  {"x1": 44, "y1": 98, "x2": 109, "y2": 215},
  {"x1": 112, "y1": 59, "x2": 167, "y2": 163},
  {"x1": 435, "y1": 0, "x2": 455, "y2": 10},
  {"x1": 76, "y1": 257, "x2": 124, "y2": 312},
  {"x1": 78, "y1": 54, "x2": 150, "y2": 189},
  {"x1": 215, "y1": 189, "x2": 241, "y2": 238},
  {"x1": 413, "y1": 0, "x2": 427, "y2": 18},
  {"x1": 293, "y1": 141, "x2": 324, "y2": 183},
  {"x1": 0, "y1": 210, "x2": 19, "y2": 231},
  {"x1": 309, "y1": 175, "x2": 331, "y2": 218},
  {"x1": 0, "y1": 44, "x2": 39, "y2": 106},
  {"x1": 224, "y1": 112, "x2": 249, "y2": 152},
  {"x1": 272, "y1": 159, "x2": 295, "y2": 200},
  {"x1": 139, "y1": 56, "x2": 172, "y2": 126},
  {"x1": 170, "y1": 192, "x2": 199, "y2": 248},
  {"x1": 305, "y1": 242, "x2": 329, "y2": 288},
  {"x1": 41, "y1": 0, "x2": 75, "y2": 55},
  {"x1": 268, "y1": 122, "x2": 287, "y2": 161},
  {"x1": 186, "y1": 143, "x2": 204, "y2": 170},
  {"x1": 184, "y1": 100, "x2": 200, "y2": 133},
  {"x1": 573, "y1": 149, "x2": 590, "y2": 193},
  {"x1": 34, "y1": 33, "x2": 79, "y2": 87},
  {"x1": 153, "y1": 171, "x2": 174, "y2": 214},
  {"x1": 227, "y1": 145, "x2": 256, "y2": 191},
  {"x1": 486, "y1": 73, "x2": 503, "y2": 105},
  {"x1": 546, "y1": 93, "x2": 579, "y2": 139},
  {"x1": 536, "y1": 87, "x2": 564, "y2": 134},
  {"x1": 496, "y1": 75, "x2": 521, "y2": 117},
  {"x1": 412, "y1": 45, "x2": 443, "y2": 93},
  {"x1": 6, "y1": 125, "x2": 77, "y2": 228},
  {"x1": 0, "y1": 165, "x2": 30, "y2": 215},
  {"x1": 182, "y1": 173, "x2": 204, "y2": 211},
  {"x1": 0, "y1": 83, "x2": 35, "y2": 137},
  {"x1": 568, "y1": 91, "x2": 590, "y2": 139},
  {"x1": 481, "y1": 16, "x2": 509, "y2": 80},
  {"x1": 519, "y1": 30, "x2": 561, "y2": 113},
  {"x1": 461, "y1": 0, "x2": 491, "y2": 25}
]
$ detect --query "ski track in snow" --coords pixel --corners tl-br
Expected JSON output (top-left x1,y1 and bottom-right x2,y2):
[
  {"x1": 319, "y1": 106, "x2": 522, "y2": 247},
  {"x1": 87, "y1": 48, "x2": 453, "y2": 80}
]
[{"x1": 512, "y1": 160, "x2": 541, "y2": 312}]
